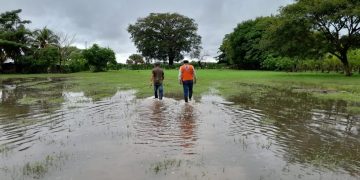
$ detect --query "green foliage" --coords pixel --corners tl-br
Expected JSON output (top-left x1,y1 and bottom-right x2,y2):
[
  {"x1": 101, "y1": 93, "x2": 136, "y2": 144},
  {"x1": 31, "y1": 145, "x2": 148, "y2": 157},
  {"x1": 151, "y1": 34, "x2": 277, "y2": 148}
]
[
  {"x1": 126, "y1": 59, "x2": 134, "y2": 65},
  {"x1": 83, "y1": 44, "x2": 116, "y2": 72},
  {"x1": 13, "y1": 46, "x2": 62, "y2": 73},
  {"x1": 261, "y1": 15, "x2": 323, "y2": 59},
  {"x1": 128, "y1": 13, "x2": 201, "y2": 65},
  {"x1": 64, "y1": 48, "x2": 88, "y2": 72},
  {"x1": 116, "y1": 62, "x2": 226, "y2": 70},
  {"x1": 262, "y1": 56, "x2": 296, "y2": 71},
  {"x1": 267, "y1": 0, "x2": 360, "y2": 76},
  {"x1": 0, "y1": 9, "x2": 32, "y2": 66},
  {"x1": 349, "y1": 49, "x2": 360, "y2": 73},
  {"x1": 321, "y1": 55, "x2": 343, "y2": 72},
  {"x1": 31, "y1": 27, "x2": 59, "y2": 48},
  {"x1": 217, "y1": 0, "x2": 360, "y2": 76},
  {"x1": 32, "y1": 46, "x2": 60, "y2": 72},
  {"x1": 218, "y1": 17, "x2": 275, "y2": 69},
  {"x1": 261, "y1": 56, "x2": 278, "y2": 70},
  {"x1": 35, "y1": 46, "x2": 60, "y2": 66},
  {"x1": 128, "y1": 54, "x2": 144, "y2": 65}
]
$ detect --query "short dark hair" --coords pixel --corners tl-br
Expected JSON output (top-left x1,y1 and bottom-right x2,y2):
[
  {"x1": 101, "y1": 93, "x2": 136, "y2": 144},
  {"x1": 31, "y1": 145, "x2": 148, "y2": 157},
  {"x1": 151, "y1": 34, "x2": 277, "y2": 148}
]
[
  {"x1": 154, "y1": 62, "x2": 161, "y2": 67},
  {"x1": 183, "y1": 60, "x2": 189, "y2": 64}
]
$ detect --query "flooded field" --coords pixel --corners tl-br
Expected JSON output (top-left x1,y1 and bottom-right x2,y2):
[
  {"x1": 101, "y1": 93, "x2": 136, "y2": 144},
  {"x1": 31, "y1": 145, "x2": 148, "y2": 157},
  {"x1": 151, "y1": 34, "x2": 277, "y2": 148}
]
[{"x1": 0, "y1": 78, "x2": 359, "y2": 180}]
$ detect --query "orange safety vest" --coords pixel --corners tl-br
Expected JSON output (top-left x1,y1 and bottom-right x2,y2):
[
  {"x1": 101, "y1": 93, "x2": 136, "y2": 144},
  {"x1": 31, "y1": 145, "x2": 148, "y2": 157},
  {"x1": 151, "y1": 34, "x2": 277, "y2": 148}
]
[{"x1": 180, "y1": 64, "x2": 195, "y2": 81}]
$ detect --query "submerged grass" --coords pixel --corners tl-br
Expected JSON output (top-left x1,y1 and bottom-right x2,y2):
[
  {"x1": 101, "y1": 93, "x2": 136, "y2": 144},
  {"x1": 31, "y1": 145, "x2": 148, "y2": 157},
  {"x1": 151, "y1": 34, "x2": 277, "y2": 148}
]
[
  {"x1": 22, "y1": 152, "x2": 69, "y2": 179},
  {"x1": 17, "y1": 96, "x2": 39, "y2": 105},
  {"x1": 151, "y1": 159, "x2": 183, "y2": 174},
  {"x1": 1, "y1": 70, "x2": 359, "y2": 110},
  {"x1": 17, "y1": 95, "x2": 65, "y2": 105},
  {"x1": 0, "y1": 152, "x2": 69, "y2": 180},
  {"x1": 0, "y1": 144, "x2": 11, "y2": 155}
]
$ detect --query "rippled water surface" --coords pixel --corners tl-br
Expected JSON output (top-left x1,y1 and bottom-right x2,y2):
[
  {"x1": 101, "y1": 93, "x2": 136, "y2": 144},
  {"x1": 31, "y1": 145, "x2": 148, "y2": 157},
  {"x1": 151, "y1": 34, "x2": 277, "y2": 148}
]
[{"x1": 0, "y1": 78, "x2": 359, "y2": 180}]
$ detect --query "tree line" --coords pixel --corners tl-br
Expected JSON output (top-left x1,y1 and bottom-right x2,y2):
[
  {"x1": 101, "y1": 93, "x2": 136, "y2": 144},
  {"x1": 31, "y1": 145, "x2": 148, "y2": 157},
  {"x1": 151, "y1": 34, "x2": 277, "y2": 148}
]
[
  {"x1": 2, "y1": 0, "x2": 360, "y2": 75},
  {"x1": 218, "y1": 0, "x2": 360, "y2": 76},
  {"x1": 0, "y1": 9, "x2": 116, "y2": 73}
]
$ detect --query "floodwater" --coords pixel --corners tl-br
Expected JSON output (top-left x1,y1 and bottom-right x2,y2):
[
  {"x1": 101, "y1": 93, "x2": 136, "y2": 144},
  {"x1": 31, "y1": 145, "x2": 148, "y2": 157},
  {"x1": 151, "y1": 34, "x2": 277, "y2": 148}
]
[{"x1": 0, "y1": 78, "x2": 359, "y2": 180}]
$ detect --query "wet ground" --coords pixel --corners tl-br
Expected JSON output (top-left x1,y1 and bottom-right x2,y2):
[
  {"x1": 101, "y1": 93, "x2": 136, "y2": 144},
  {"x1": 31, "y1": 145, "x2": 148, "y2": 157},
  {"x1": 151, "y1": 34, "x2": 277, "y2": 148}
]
[{"x1": 0, "y1": 78, "x2": 359, "y2": 180}]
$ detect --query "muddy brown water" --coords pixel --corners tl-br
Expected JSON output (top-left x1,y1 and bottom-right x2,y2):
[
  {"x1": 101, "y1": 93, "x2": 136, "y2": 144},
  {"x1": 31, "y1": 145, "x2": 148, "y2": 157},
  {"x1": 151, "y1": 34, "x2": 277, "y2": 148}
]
[{"x1": 0, "y1": 78, "x2": 359, "y2": 180}]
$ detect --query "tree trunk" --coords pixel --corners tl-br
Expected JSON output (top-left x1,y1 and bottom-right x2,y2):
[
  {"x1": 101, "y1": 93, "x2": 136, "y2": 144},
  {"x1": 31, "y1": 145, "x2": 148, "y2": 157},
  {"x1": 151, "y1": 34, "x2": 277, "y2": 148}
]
[
  {"x1": 168, "y1": 53, "x2": 175, "y2": 66},
  {"x1": 169, "y1": 58, "x2": 174, "y2": 66},
  {"x1": 340, "y1": 52, "x2": 352, "y2": 76}
]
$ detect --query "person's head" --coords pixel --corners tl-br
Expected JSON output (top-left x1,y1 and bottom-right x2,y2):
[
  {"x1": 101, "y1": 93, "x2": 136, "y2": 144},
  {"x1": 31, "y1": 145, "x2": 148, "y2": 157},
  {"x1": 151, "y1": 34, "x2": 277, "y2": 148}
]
[
  {"x1": 183, "y1": 60, "x2": 189, "y2": 64},
  {"x1": 154, "y1": 62, "x2": 161, "y2": 67}
]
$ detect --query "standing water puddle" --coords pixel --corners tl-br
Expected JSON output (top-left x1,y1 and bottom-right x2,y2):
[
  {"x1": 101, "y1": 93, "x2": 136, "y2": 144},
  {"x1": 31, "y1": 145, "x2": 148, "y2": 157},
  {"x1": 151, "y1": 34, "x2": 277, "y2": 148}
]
[{"x1": 0, "y1": 78, "x2": 359, "y2": 180}]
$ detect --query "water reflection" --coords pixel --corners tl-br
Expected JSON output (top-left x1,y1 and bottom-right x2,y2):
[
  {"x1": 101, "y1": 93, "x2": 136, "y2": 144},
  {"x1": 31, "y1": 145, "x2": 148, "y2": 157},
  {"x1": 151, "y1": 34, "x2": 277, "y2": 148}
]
[
  {"x1": 149, "y1": 100, "x2": 166, "y2": 126},
  {"x1": 179, "y1": 104, "x2": 197, "y2": 149},
  {"x1": 228, "y1": 86, "x2": 360, "y2": 175},
  {"x1": 0, "y1": 77, "x2": 359, "y2": 180},
  {"x1": 134, "y1": 98, "x2": 198, "y2": 154},
  {"x1": 0, "y1": 77, "x2": 119, "y2": 153}
]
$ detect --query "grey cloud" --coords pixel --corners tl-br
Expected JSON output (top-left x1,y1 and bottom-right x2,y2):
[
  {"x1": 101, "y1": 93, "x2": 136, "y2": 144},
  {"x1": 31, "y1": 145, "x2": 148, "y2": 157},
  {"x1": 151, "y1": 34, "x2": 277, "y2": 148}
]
[{"x1": 0, "y1": 0, "x2": 293, "y2": 62}]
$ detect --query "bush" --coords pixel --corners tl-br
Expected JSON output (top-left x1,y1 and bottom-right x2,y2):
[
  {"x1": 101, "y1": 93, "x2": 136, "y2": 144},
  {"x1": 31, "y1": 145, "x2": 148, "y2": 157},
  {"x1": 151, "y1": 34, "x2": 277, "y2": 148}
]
[
  {"x1": 349, "y1": 49, "x2": 360, "y2": 74},
  {"x1": 83, "y1": 44, "x2": 116, "y2": 72},
  {"x1": 65, "y1": 57, "x2": 88, "y2": 73},
  {"x1": 261, "y1": 56, "x2": 278, "y2": 70}
]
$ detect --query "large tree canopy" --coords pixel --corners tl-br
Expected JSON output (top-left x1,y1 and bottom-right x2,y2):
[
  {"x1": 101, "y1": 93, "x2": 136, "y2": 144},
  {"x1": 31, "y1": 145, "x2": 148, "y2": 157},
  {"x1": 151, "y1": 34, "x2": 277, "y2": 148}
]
[
  {"x1": 128, "y1": 13, "x2": 201, "y2": 65},
  {"x1": 0, "y1": 9, "x2": 31, "y2": 67},
  {"x1": 265, "y1": 0, "x2": 360, "y2": 76},
  {"x1": 218, "y1": 17, "x2": 275, "y2": 69}
]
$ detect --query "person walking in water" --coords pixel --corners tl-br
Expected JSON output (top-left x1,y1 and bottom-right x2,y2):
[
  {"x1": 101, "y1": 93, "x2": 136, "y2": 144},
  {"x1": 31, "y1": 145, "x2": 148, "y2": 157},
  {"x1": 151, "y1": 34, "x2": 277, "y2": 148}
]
[
  {"x1": 179, "y1": 60, "x2": 196, "y2": 103},
  {"x1": 151, "y1": 62, "x2": 164, "y2": 100}
]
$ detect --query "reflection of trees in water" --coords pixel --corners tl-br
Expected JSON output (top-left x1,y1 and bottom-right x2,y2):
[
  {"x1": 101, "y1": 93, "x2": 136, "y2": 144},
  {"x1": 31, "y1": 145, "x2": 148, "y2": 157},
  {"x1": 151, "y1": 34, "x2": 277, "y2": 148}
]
[
  {"x1": 0, "y1": 78, "x2": 68, "y2": 149},
  {"x1": 0, "y1": 78, "x2": 66, "y2": 118},
  {"x1": 229, "y1": 87, "x2": 360, "y2": 174}
]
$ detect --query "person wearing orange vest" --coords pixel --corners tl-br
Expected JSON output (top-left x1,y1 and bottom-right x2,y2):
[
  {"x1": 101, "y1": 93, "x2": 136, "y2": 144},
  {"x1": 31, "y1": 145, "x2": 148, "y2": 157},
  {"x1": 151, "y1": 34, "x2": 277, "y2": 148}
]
[{"x1": 178, "y1": 60, "x2": 197, "y2": 102}]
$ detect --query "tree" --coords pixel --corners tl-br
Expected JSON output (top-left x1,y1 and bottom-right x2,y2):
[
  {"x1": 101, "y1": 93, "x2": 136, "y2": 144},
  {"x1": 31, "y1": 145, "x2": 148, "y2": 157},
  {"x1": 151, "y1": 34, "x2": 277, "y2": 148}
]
[
  {"x1": 191, "y1": 49, "x2": 209, "y2": 69},
  {"x1": 216, "y1": 35, "x2": 232, "y2": 64},
  {"x1": 266, "y1": 0, "x2": 360, "y2": 76},
  {"x1": 128, "y1": 13, "x2": 201, "y2": 65},
  {"x1": 66, "y1": 48, "x2": 88, "y2": 72},
  {"x1": 83, "y1": 44, "x2": 116, "y2": 72},
  {"x1": 31, "y1": 27, "x2": 59, "y2": 48},
  {"x1": 128, "y1": 54, "x2": 144, "y2": 65},
  {"x1": 33, "y1": 46, "x2": 60, "y2": 72},
  {"x1": 126, "y1": 59, "x2": 134, "y2": 65},
  {"x1": 57, "y1": 32, "x2": 76, "y2": 66},
  {"x1": 0, "y1": 9, "x2": 31, "y2": 70},
  {"x1": 218, "y1": 17, "x2": 275, "y2": 69}
]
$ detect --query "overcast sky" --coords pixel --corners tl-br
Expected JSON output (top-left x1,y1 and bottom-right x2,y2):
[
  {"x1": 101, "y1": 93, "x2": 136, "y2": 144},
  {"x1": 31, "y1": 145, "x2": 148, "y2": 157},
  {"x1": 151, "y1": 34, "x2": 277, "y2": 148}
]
[{"x1": 0, "y1": 0, "x2": 293, "y2": 63}]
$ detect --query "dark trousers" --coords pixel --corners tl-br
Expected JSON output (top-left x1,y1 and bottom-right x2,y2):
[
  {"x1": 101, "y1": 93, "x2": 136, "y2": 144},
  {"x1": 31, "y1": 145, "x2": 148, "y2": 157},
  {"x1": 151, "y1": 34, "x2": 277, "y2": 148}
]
[
  {"x1": 182, "y1": 80, "x2": 193, "y2": 102},
  {"x1": 154, "y1": 83, "x2": 163, "y2": 99}
]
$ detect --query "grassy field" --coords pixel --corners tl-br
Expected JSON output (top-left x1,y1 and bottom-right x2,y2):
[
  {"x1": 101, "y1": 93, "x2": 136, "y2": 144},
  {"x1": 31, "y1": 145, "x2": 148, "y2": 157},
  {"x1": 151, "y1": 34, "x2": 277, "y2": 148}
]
[{"x1": 1, "y1": 70, "x2": 359, "y2": 110}]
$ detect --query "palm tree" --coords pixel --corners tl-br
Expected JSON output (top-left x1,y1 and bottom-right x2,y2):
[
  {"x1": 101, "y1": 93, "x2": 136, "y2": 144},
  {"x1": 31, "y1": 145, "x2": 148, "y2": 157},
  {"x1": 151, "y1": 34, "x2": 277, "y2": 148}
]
[{"x1": 32, "y1": 27, "x2": 59, "y2": 48}]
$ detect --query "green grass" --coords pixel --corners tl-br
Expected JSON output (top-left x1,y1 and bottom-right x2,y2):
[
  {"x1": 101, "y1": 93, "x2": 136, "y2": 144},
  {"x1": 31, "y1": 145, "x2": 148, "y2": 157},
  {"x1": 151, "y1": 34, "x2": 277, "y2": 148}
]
[
  {"x1": 21, "y1": 152, "x2": 69, "y2": 179},
  {"x1": 150, "y1": 159, "x2": 182, "y2": 174},
  {"x1": 1, "y1": 70, "x2": 359, "y2": 104},
  {"x1": 17, "y1": 96, "x2": 39, "y2": 105}
]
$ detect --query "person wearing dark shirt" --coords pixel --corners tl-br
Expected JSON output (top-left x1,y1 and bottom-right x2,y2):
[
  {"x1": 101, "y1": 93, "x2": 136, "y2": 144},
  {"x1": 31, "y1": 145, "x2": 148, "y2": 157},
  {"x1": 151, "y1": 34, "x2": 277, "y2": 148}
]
[{"x1": 151, "y1": 62, "x2": 164, "y2": 100}]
